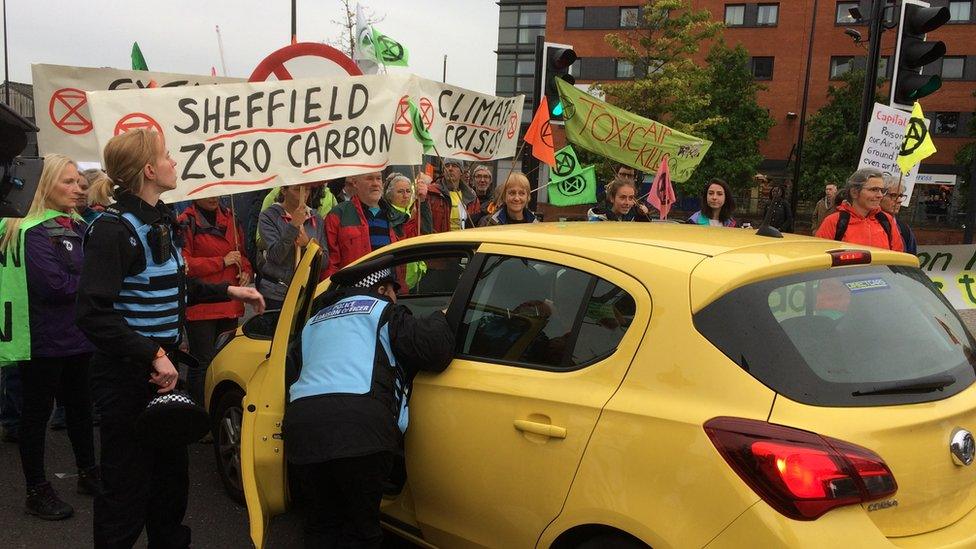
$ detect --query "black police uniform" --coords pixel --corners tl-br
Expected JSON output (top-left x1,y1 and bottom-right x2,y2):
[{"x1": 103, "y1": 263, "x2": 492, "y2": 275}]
[{"x1": 76, "y1": 192, "x2": 231, "y2": 549}]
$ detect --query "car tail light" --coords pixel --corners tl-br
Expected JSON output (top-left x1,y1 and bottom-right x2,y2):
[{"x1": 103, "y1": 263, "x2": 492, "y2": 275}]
[
  {"x1": 829, "y1": 250, "x2": 872, "y2": 267},
  {"x1": 704, "y1": 417, "x2": 897, "y2": 520}
]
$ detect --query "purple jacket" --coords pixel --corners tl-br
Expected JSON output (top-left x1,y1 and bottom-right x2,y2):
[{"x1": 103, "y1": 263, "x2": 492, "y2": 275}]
[{"x1": 25, "y1": 218, "x2": 94, "y2": 357}]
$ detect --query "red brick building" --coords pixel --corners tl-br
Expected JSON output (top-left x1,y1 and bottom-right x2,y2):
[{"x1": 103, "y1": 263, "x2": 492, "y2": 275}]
[{"x1": 525, "y1": 0, "x2": 975, "y2": 191}]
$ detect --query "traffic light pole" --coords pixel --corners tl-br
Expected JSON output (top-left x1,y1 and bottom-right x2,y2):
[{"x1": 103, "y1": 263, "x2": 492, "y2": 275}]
[
  {"x1": 857, "y1": 0, "x2": 887, "y2": 150},
  {"x1": 966, "y1": 157, "x2": 976, "y2": 244}
]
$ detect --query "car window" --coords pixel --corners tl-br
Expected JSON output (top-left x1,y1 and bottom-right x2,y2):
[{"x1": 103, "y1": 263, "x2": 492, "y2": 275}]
[
  {"x1": 695, "y1": 265, "x2": 976, "y2": 406},
  {"x1": 395, "y1": 253, "x2": 470, "y2": 318},
  {"x1": 459, "y1": 255, "x2": 633, "y2": 370}
]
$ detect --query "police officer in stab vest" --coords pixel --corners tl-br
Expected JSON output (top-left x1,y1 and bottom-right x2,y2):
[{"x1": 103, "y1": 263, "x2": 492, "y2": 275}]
[
  {"x1": 76, "y1": 128, "x2": 264, "y2": 548},
  {"x1": 283, "y1": 257, "x2": 455, "y2": 548}
]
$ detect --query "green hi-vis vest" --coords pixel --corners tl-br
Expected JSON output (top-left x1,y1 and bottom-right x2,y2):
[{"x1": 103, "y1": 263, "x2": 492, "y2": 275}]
[{"x1": 0, "y1": 209, "x2": 75, "y2": 365}]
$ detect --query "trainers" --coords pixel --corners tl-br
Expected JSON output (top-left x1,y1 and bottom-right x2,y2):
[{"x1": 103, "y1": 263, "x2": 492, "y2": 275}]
[
  {"x1": 25, "y1": 482, "x2": 73, "y2": 521},
  {"x1": 77, "y1": 466, "x2": 103, "y2": 497}
]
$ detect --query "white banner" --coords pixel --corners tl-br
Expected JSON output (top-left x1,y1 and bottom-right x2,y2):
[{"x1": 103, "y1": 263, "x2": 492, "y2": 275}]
[
  {"x1": 86, "y1": 74, "x2": 523, "y2": 202},
  {"x1": 31, "y1": 63, "x2": 243, "y2": 162},
  {"x1": 857, "y1": 103, "x2": 921, "y2": 205},
  {"x1": 917, "y1": 245, "x2": 976, "y2": 310}
]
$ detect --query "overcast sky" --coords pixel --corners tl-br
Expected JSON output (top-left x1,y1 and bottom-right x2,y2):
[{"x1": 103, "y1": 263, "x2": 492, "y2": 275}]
[{"x1": 2, "y1": 0, "x2": 500, "y2": 93}]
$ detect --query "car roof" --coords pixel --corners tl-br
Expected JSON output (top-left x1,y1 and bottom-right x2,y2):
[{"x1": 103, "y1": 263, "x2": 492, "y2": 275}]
[{"x1": 356, "y1": 222, "x2": 920, "y2": 310}]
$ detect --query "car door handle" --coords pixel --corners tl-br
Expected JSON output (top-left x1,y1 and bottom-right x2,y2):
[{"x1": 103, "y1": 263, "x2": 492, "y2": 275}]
[{"x1": 514, "y1": 420, "x2": 567, "y2": 439}]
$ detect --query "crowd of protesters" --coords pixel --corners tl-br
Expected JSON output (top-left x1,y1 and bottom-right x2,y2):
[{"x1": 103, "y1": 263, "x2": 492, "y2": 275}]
[{"x1": 0, "y1": 129, "x2": 921, "y2": 547}]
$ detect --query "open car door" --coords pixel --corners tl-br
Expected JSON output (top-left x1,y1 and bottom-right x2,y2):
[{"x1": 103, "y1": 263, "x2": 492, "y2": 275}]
[{"x1": 241, "y1": 241, "x2": 324, "y2": 548}]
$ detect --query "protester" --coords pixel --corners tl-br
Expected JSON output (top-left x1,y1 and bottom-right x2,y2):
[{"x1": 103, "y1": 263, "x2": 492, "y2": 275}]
[
  {"x1": 178, "y1": 197, "x2": 253, "y2": 406},
  {"x1": 384, "y1": 172, "x2": 432, "y2": 237},
  {"x1": 283, "y1": 258, "x2": 455, "y2": 548},
  {"x1": 589, "y1": 179, "x2": 650, "y2": 222},
  {"x1": 256, "y1": 183, "x2": 325, "y2": 311},
  {"x1": 0, "y1": 154, "x2": 100, "y2": 520},
  {"x1": 687, "y1": 179, "x2": 737, "y2": 227},
  {"x1": 470, "y1": 165, "x2": 494, "y2": 225},
  {"x1": 479, "y1": 172, "x2": 538, "y2": 226},
  {"x1": 76, "y1": 128, "x2": 264, "y2": 548},
  {"x1": 598, "y1": 164, "x2": 638, "y2": 203},
  {"x1": 761, "y1": 184, "x2": 793, "y2": 232},
  {"x1": 811, "y1": 182, "x2": 837, "y2": 232},
  {"x1": 259, "y1": 180, "x2": 337, "y2": 221},
  {"x1": 881, "y1": 176, "x2": 917, "y2": 254},
  {"x1": 324, "y1": 171, "x2": 410, "y2": 278},
  {"x1": 427, "y1": 159, "x2": 480, "y2": 232},
  {"x1": 79, "y1": 168, "x2": 113, "y2": 223},
  {"x1": 815, "y1": 168, "x2": 904, "y2": 251},
  {"x1": 0, "y1": 366, "x2": 20, "y2": 443}
]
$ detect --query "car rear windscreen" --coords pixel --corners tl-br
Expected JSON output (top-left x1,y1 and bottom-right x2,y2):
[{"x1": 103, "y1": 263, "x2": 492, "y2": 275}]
[{"x1": 694, "y1": 265, "x2": 976, "y2": 406}]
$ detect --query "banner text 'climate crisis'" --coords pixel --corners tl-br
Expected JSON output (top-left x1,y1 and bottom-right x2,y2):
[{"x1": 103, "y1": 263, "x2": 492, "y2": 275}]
[{"x1": 438, "y1": 90, "x2": 518, "y2": 159}]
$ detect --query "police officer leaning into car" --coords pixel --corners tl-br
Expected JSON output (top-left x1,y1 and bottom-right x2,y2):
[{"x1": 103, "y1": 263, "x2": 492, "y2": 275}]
[
  {"x1": 283, "y1": 256, "x2": 455, "y2": 548},
  {"x1": 76, "y1": 128, "x2": 264, "y2": 548}
]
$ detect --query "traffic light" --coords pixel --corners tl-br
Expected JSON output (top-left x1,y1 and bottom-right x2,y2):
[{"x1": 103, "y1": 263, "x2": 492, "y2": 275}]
[
  {"x1": 890, "y1": 0, "x2": 949, "y2": 110},
  {"x1": 541, "y1": 43, "x2": 577, "y2": 122}
]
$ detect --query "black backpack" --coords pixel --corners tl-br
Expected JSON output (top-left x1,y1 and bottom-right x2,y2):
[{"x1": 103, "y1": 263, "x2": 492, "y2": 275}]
[{"x1": 834, "y1": 210, "x2": 893, "y2": 248}]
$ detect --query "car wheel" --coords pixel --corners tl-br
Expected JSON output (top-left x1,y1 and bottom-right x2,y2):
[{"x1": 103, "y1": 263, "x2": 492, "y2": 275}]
[
  {"x1": 576, "y1": 535, "x2": 647, "y2": 549},
  {"x1": 212, "y1": 388, "x2": 246, "y2": 505}
]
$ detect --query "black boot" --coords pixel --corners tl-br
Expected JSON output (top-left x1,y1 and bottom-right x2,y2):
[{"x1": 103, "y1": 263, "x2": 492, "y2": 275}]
[
  {"x1": 77, "y1": 466, "x2": 103, "y2": 496},
  {"x1": 25, "y1": 482, "x2": 73, "y2": 520}
]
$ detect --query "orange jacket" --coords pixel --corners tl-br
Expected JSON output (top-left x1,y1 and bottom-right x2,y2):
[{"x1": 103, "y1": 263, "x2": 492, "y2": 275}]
[
  {"x1": 814, "y1": 203, "x2": 904, "y2": 252},
  {"x1": 178, "y1": 204, "x2": 253, "y2": 320}
]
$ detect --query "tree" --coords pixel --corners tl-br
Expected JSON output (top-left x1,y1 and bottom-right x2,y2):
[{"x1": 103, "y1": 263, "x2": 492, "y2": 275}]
[
  {"x1": 682, "y1": 42, "x2": 775, "y2": 193},
  {"x1": 599, "y1": 0, "x2": 722, "y2": 136},
  {"x1": 797, "y1": 70, "x2": 882, "y2": 200},
  {"x1": 325, "y1": 0, "x2": 384, "y2": 58},
  {"x1": 954, "y1": 91, "x2": 976, "y2": 199}
]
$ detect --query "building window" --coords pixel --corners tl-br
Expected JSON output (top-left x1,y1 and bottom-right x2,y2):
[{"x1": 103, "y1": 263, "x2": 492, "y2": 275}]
[
  {"x1": 725, "y1": 4, "x2": 746, "y2": 26},
  {"x1": 757, "y1": 4, "x2": 779, "y2": 26},
  {"x1": 836, "y1": 2, "x2": 859, "y2": 24},
  {"x1": 942, "y1": 56, "x2": 966, "y2": 79},
  {"x1": 620, "y1": 7, "x2": 640, "y2": 27},
  {"x1": 878, "y1": 55, "x2": 890, "y2": 79},
  {"x1": 499, "y1": 5, "x2": 545, "y2": 47},
  {"x1": 932, "y1": 112, "x2": 960, "y2": 135},
  {"x1": 616, "y1": 59, "x2": 635, "y2": 79},
  {"x1": 519, "y1": 10, "x2": 546, "y2": 27},
  {"x1": 949, "y1": 1, "x2": 972, "y2": 22},
  {"x1": 566, "y1": 7, "x2": 584, "y2": 29},
  {"x1": 496, "y1": 52, "x2": 538, "y2": 99},
  {"x1": 830, "y1": 56, "x2": 855, "y2": 79},
  {"x1": 750, "y1": 57, "x2": 774, "y2": 80}
]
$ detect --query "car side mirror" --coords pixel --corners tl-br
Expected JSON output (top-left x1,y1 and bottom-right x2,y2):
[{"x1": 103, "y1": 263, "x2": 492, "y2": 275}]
[{"x1": 241, "y1": 309, "x2": 282, "y2": 340}]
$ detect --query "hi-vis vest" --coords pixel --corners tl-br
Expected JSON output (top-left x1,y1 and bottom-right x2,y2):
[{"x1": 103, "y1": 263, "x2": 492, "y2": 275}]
[
  {"x1": 291, "y1": 294, "x2": 409, "y2": 433},
  {"x1": 91, "y1": 210, "x2": 184, "y2": 343}
]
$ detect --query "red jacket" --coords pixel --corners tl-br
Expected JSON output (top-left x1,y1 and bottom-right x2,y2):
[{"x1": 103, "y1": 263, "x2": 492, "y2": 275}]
[
  {"x1": 815, "y1": 203, "x2": 904, "y2": 252},
  {"x1": 324, "y1": 197, "x2": 409, "y2": 278},
  {"x1": 178, "y1": 204, "x2": 253, "y2": 321},
  {"x1": 427, "y1": 179, "x2": 481, "y2": 233}
]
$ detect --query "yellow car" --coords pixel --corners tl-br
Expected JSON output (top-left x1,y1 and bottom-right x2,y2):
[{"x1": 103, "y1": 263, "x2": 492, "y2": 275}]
[{"x1": 205, "y1": 223, "x2": 976, "y2": 548}]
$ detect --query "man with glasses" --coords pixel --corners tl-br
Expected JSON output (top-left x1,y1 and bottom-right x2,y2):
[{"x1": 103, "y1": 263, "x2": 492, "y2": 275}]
[
  {"x1": 815, "y1": 168, "x2": 904, "y2": 251},
  {"x1": 881, "y1": 175, "x2": 917, "y2": 254}
]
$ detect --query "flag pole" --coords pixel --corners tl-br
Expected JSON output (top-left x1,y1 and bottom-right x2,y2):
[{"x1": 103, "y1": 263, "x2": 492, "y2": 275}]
[
  {"x1": 227, "y1": 198, "x2": 244, "y2": 282},
  {"x1": 502, "y1": 140, "x2": 527, "y2": 188},
  {"x1": 215, "y1": 25, "x2": 229, "y2": 77}
]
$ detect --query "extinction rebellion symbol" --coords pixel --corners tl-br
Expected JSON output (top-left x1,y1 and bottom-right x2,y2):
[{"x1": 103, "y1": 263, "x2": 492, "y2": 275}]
[
  {"x1": 554, "y1": 150, "x2": 577, "y2": 178},
  {"x1": 557, "y1": 175, "x2": 586, "y2": 197}
]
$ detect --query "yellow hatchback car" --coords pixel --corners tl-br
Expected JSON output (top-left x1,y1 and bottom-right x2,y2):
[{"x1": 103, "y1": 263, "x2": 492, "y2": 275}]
[{"x1": 205, "y1": 223, "x2": 976, "y2": 548}]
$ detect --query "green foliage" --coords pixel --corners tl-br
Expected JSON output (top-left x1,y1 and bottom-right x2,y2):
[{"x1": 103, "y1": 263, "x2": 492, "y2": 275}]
[
  {"x1": 797, "y1": 70, "x2": 882, "y2": 200},
  {"x1": 682, "y1": 42, "x2": 775, "y2": 193},
  {"x1": 598, "y1": 0, "x2": 721, "y2": 136},
  {"x1": 954, "y1": 90, "x2": 976, "y2": 194}
]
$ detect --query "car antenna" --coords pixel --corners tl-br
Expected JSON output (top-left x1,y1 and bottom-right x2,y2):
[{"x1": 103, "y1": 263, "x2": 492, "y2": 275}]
[{"x1": 754, "y1": 192, "x2": 784, "y2": 238}]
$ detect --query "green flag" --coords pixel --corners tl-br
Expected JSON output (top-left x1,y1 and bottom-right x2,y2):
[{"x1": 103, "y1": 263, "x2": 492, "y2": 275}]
[
  {"x1": 0, "y1": 210, "x2": 66, "y2": 365},
  {"x1": 556, "y1": 78, "x2": 711, "y2": 182},
  {"x1": 408, "y1": 99, "x2": 434, "y2": 153},
  {"x1": 548, "y1": 165, "x2": 597, "y2": 207},
  {"x1": 370, "y1": 28, "x2": 409, "y2": 67},
  {"x1": 552, "y1": 145, "x2": 584, "y2": 181},
  {"x1": 131, "y1": 41, "x2": 149, "y2": 71}
]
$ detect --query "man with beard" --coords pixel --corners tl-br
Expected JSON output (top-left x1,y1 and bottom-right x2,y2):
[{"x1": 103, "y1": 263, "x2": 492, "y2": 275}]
[{"x1": 427, "y1": 160, "x2": 481, "y2": 232}]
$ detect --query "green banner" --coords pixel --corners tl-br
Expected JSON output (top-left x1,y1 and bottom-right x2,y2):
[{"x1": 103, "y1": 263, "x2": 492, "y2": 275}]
[
  {"x1": 556, "y1": 79, "x2": 712, "y2": 182},
  {"x1": 408, "y1": 98, "x2": 434, "y2": 152},
  {"x1": 371, "y1": 28, "x2": 409, "y2": 67},
  {"x1": 0, "y1": 209, "x2": 65, "y2": 365},
  {"x1": 549, "y1": 165, "x2": 597, "y2": 207}
]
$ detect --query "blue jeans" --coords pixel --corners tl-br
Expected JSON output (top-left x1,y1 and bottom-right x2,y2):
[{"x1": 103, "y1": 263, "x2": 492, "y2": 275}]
[{"x1": 1, "y1": 364, "x2": 23, "y2": 433}]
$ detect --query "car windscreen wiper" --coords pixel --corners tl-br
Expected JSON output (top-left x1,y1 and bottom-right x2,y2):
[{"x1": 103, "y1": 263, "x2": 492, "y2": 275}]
[{"x1": 852, "y1": 373, "x2": 957, "y2": 397}]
